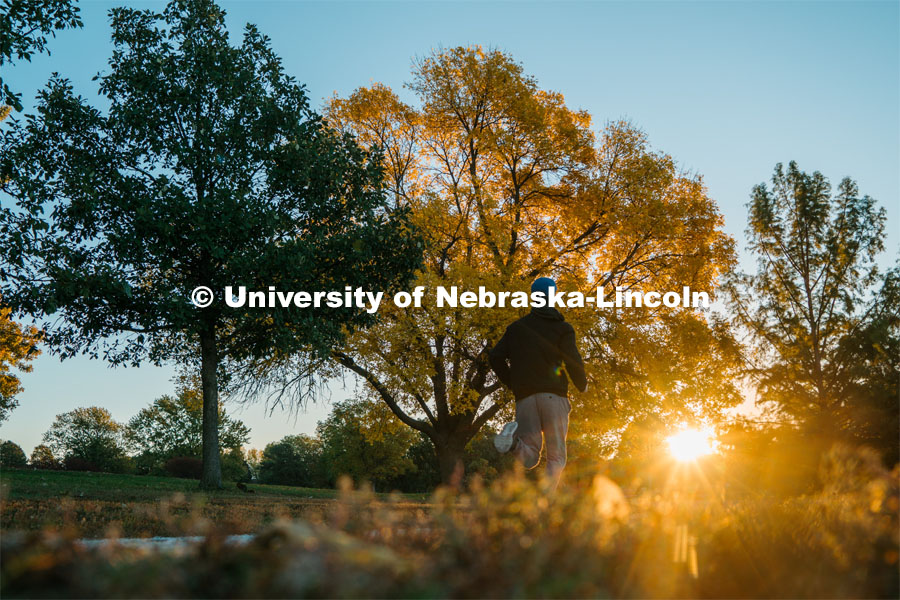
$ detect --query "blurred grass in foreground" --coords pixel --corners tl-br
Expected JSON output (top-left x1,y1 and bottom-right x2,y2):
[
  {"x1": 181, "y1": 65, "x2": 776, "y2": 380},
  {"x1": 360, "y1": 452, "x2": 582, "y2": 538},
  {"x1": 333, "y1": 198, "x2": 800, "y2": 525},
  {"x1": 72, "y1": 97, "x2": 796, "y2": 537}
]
[{"x1": 1, "y1": 445, "x2": 897, "y2": 598}]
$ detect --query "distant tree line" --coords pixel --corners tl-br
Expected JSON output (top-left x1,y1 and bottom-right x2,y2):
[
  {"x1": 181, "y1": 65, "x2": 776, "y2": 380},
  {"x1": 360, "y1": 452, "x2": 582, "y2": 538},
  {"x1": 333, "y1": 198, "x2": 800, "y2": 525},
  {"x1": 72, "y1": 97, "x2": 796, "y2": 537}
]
[
  {"x1": 255, "y1": 400, "x2": 512, "y2": 493},
  {"x1": 0, "y1": 381, "x2": 251, "y2": 479},
  {"x1": 0, "y1": 393, "x2": 510, "y2": 494}
]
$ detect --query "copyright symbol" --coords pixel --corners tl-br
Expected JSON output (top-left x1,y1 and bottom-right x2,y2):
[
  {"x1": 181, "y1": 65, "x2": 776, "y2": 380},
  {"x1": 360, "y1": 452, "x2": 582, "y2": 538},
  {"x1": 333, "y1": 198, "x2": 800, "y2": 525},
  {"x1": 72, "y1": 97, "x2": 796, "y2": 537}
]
[{"x1": 191, "y1": 286, "x2": 214, "y2": 308}]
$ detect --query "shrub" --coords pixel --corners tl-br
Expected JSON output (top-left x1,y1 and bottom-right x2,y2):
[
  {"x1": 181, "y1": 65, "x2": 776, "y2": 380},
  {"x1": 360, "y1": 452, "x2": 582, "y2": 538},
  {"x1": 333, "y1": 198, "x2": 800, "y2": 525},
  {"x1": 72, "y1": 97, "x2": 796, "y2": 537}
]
[
  {"x1": 160, "y1": 453, "x2": 245, "y2": 481},
  {"x1": 62, "y1": 451, "x2": 130, "y2": 474},
  {"x1": 63, "y1": 456, "x2": 100, "y2": 472},
  {"x1": 164, "y1": 456, "x2": 203, "y2": 479},
  {"x1": 0, "y1": 441, "x2": 27, "y2": 469},
  {"x1": 130, "y1": 451, "x2": 162, "y2": 476}
]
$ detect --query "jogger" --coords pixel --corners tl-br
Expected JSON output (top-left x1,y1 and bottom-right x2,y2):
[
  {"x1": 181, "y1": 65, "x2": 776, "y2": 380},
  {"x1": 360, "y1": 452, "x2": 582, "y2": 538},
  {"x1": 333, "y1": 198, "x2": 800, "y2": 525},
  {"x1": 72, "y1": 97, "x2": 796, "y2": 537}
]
[{"x1": 489, "y1": 277, "x2": 587, "y2": 490}]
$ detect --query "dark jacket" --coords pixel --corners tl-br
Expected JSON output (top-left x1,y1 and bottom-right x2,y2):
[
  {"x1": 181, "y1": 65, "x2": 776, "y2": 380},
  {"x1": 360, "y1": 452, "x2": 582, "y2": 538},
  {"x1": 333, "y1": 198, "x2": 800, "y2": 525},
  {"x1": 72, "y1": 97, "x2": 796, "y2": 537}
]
[{"x1": 489, "y1": 307, "x2": 587, "y2": 401}]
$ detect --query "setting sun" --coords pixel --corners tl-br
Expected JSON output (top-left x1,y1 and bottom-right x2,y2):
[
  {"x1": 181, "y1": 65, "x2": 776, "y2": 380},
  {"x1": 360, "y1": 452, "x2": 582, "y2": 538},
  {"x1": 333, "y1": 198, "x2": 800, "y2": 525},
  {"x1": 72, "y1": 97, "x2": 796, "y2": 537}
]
[{"x1": 666, "y1": 427, "x2": 718, "y2": 462}]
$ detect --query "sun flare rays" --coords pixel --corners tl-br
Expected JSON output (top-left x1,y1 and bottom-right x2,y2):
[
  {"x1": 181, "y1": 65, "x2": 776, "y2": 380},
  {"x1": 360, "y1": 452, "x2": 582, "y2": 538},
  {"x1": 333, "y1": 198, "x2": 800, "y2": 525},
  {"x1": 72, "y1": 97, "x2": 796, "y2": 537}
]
[{"x1": 666, "y1": 426, "x2": 718, "y2": 462}]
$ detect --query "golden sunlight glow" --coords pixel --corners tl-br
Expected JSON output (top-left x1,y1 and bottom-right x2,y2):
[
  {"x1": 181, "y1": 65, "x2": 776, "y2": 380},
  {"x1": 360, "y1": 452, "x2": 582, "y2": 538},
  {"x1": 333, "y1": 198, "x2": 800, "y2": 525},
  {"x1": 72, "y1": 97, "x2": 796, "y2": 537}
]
[{"x1": 666, "y1": 426, "x2": 718, "y2": 462}]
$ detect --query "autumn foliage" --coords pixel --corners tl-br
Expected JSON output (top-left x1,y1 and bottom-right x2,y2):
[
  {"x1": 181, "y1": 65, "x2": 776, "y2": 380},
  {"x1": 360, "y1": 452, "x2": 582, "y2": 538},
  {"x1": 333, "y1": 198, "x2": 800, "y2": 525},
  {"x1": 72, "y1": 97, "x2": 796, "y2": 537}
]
[{"x1": 326, "y1": 46, "x2": 741, "y2": 480}]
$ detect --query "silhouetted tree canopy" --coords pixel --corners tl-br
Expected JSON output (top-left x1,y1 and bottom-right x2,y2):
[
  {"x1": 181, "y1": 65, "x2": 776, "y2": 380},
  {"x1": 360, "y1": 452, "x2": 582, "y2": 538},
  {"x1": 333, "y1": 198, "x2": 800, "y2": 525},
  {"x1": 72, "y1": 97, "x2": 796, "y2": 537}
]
[{"x1": 726, "y1": 162, "x2": 899, "y2": 463}]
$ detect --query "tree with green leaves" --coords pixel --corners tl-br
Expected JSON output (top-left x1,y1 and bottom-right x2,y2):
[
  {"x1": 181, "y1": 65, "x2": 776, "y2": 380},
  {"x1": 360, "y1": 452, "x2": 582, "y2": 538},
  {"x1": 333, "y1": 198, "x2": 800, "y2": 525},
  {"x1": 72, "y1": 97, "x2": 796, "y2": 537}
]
[
  {"x1": 0, "y1": 0, "x2": 421, "y2": 488},
  {"x1": 726, "y1": 162, "x2": 899, "y2": 462},
  {"x1": 29, "y1": 443, "x2": 59, "y2": 469},
  {"x1": 0, "y1": 0, "x2": 82, "y2": 113},
  {"x1": 125, "y1": 384, "x2": 250, "y2": 469},
  {"x1": 317, "y1": 399, "x2": 418, "y2": 491},
  {"x1": 42, "y1": 406, "x2": 128, "y2": 471},
  {"x1": 259, "y1": 434, "x2": 326, "y2": 488},
  {"x1": 0, "y1": 439, "x2": 27, "y2": 468}
]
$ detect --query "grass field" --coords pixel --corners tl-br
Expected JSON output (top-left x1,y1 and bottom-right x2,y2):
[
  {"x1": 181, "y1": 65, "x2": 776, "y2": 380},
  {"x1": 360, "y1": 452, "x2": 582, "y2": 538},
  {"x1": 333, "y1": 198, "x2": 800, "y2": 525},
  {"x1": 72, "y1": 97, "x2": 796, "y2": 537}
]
[
  {"x1": 0, "y1": 469, "x2": 425, "y2": 538},
  {"x1": 1, "y1": 468, "x2": 346, "y2": 501}
]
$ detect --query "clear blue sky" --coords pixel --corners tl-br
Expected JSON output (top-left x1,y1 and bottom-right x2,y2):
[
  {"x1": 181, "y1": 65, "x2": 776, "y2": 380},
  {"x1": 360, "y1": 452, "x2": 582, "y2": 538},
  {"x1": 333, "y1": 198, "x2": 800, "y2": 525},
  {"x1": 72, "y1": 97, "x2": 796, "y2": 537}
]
[{"x1": 2, "y1": 0, "x2": 898, "y2": 454}]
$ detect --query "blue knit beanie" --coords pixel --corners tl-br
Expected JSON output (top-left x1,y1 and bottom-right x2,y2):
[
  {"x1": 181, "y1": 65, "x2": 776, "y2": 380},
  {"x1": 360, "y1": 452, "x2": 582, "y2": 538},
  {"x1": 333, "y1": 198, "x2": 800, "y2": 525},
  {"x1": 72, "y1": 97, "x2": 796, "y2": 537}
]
[{"x1": 531, "y1": 277, "x2": 556, "y2": 299}]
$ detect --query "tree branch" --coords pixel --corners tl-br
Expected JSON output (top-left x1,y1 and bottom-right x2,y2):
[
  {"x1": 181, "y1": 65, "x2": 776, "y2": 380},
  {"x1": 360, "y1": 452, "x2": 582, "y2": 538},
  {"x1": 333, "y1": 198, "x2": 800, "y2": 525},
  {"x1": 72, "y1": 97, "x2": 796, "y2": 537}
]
[{"x1": 332, "y1": 350, "x2": 434, "y2": 435}]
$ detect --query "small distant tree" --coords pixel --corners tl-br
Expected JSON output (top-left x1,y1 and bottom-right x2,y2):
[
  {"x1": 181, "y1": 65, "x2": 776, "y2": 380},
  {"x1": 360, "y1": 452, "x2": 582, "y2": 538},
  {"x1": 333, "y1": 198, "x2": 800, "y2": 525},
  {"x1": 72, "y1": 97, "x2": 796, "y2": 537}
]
[
  {"x1": 29, "y1": 443, "x2": 59, "y2": 469},
  {"x1": 317, "y1": 400, "x2": 417, "y2": 491},
  {"x1": 0, "y1": 306, "x2": 41, "y2": 423},
  {"x1": 244, "y1": 448, "x2": 261, "y2": 479},
  {"x1": 726, "y1": 162, "x2": 899, "y2": 461},
  {"x1": 0, "y1": 0, "x2": 83, "y2": 112},
  {"x1": 43, "y1": 406, "x2": 127, "y2": 472},
  {"x1": 0, "y1": 0, "x2": 422, "y2": 488},
  {"x1": 259, "y1": 434, "x2": 325, "y2": 487},
  {"x1": 125, "y1": 385, "x2": 250, "y2": 467},
  {"x1": 0, "y1": 440, "x2": 27, "y2": 468}
]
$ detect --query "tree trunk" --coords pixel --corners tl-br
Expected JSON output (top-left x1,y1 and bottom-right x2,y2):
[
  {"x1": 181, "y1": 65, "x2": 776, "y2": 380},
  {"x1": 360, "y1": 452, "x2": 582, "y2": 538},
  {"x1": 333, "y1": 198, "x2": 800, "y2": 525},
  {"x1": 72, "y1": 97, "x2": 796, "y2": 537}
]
[
  {"x1": 199, "y1": 326, "x2": 222, "y2": 489},
  {"x1": 434, "y1": 436, "x2": 468, "y2": 487}
]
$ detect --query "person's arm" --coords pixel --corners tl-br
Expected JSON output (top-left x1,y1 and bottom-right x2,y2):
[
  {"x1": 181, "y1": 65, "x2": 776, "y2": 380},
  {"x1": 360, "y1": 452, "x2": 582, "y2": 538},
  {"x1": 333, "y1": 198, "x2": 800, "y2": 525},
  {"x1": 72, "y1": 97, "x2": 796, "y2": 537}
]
[
  {"x1": 560, "y1": 324, "x2": 587, "y2": 392},
  {"x1": 488, "y1": 327, "x2": 513, "y2": 388}
]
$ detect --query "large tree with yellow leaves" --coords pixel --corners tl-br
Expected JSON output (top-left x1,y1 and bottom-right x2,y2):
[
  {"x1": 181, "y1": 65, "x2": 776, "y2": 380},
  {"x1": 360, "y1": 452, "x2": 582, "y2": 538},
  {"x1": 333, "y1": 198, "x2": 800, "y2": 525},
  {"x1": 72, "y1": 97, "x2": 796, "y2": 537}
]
[{"x1": 327, "y1": 47, "x2": 741, "y2": 482}]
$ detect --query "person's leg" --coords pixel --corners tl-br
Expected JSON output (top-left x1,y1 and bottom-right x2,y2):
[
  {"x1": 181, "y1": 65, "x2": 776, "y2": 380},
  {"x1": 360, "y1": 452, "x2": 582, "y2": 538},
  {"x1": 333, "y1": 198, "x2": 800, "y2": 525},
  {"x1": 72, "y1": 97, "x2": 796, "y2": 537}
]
[
  {"x1": 513, "y1": 394, "x2": 542, "y2": 470},
  {"x1": 538, "y1": 393, "x2": 570, "y2": 491}
]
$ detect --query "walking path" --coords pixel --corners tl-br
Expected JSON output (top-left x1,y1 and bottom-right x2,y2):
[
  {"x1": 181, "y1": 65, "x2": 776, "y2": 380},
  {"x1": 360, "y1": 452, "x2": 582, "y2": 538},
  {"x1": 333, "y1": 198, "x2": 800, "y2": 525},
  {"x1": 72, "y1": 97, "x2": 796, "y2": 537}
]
[{"x1": 77, "y1": 534, "x2": 254, "y2": 552}]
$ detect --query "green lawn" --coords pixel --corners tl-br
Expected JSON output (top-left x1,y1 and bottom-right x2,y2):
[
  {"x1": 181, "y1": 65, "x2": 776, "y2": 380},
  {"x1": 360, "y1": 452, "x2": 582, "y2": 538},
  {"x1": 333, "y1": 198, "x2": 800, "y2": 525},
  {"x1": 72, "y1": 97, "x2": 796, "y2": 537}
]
[{"x1": 0, "y1": 468, "x2": 343, "y2": 502}]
